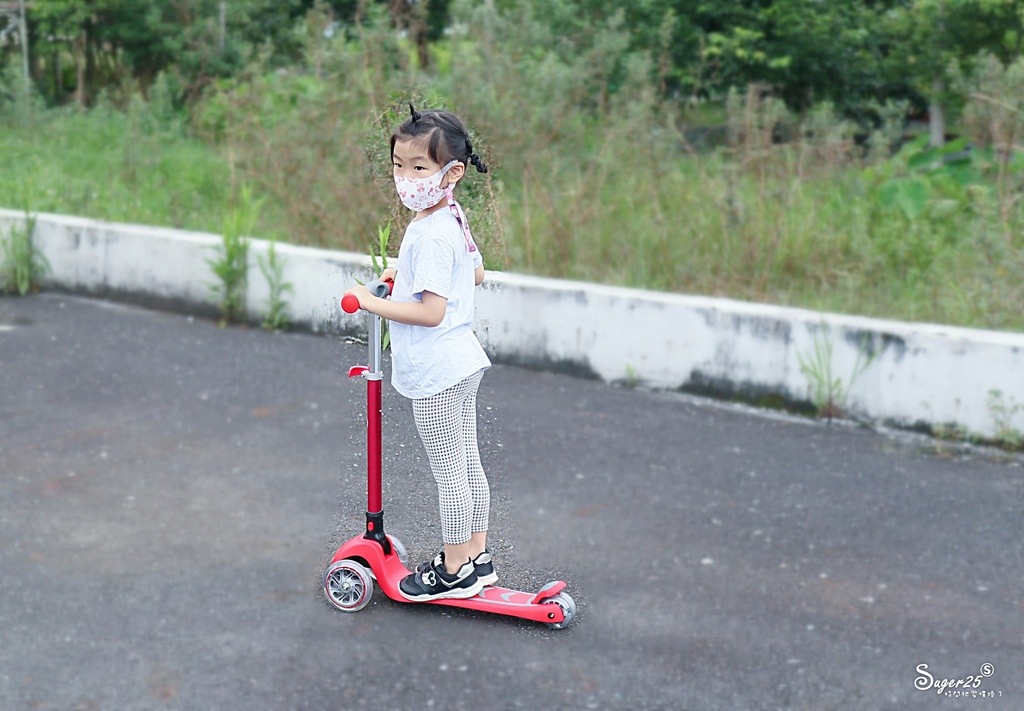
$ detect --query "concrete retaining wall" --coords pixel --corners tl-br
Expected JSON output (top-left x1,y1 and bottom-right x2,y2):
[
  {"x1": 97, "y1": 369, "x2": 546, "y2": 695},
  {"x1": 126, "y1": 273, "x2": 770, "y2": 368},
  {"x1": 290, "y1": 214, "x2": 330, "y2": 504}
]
[{"x1": 2, "y1": 208, "x2": 1022, "y2": 440}]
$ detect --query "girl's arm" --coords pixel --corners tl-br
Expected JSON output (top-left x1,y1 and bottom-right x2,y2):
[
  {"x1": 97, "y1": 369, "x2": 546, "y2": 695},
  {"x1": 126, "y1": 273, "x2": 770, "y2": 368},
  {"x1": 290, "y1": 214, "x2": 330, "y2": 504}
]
[
  {"x1": 475, "y1": 264, "x2": 485, "y2": 286},
  {"x1": 344, "y1": 285, "x2": 446, "y2": 327}
]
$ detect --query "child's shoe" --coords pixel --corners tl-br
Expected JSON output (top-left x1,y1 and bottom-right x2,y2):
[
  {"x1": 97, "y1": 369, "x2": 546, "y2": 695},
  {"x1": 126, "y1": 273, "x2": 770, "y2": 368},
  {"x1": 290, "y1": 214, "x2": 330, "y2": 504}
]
[
  {"x1": 400, "y1": 553, "x2": 483, "y2": 601},
  {"x1": 416, "y1": 549, "x2": 498, "y2": 587},
  {"x1": 472, "y1": 549, "x2": 498, "y2": 586}
]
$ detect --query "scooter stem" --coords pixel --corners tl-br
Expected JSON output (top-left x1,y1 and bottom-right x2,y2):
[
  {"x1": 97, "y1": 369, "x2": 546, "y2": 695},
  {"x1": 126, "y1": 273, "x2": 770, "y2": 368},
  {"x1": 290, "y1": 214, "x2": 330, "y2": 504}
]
[
  {"x1": 364, "y1": 361, "x2": 389, "y2": 552},
  {"x1": 343, "y1": 279, "x2": 393, "y2": 554},
  {"x1": 365, "y1": 309, "x2": 383, "y2": 514}
]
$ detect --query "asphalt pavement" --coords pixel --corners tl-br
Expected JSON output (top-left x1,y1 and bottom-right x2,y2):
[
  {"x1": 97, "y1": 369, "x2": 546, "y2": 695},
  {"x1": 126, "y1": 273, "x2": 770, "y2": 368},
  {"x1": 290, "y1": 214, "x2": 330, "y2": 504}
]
[{"x1": 1, "y1": 293, "x2": 1021, "y2": 711}]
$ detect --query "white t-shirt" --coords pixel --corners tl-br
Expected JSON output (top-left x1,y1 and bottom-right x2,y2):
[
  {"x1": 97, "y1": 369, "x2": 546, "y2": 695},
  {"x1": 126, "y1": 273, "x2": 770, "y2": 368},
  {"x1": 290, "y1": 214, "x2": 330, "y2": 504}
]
[{"x1": 389, "y1": 209, "x2": 491, "y2": 399}]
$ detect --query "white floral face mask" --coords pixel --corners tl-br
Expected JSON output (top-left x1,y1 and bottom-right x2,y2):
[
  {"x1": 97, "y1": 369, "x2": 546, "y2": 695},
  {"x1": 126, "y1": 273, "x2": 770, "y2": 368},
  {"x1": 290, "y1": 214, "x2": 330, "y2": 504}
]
[{"x1": 394, "y1": 160, "x2": 459, "y2": 212}]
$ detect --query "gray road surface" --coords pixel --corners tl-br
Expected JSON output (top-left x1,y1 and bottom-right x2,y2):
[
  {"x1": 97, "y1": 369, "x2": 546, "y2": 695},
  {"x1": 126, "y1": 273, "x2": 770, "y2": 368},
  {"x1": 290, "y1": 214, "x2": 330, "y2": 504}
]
[{"x1": 1, "y1": 294, "x2": 1021, "y2": 711}]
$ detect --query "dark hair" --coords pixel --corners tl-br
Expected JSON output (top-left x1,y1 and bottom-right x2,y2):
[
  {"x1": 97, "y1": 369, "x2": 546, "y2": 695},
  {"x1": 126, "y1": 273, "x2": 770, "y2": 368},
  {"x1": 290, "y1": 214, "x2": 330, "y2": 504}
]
[{"x1": 390, "y1": 103, "x2": 489, "y2": 174}]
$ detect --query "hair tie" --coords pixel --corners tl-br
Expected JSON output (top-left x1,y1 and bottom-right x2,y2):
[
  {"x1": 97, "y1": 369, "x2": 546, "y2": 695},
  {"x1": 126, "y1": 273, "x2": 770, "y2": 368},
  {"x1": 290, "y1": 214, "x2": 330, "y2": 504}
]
[{"x1": 408, "y1": 103, "x2": 421, "y2": 122}]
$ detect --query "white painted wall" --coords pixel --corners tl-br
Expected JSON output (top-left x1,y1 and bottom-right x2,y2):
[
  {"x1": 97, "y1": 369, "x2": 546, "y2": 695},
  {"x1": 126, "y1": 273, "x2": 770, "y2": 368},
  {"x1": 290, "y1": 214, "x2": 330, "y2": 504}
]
[{"x1": 2, "y1": 208, "x2": 1022, "y2": 439}]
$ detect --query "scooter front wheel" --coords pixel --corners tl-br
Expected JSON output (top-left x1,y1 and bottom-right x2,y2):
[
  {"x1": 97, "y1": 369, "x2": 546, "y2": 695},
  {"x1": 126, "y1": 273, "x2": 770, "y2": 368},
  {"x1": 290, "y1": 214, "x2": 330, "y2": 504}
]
[{"x1": 324, "y1": 559, "x2": 373, "y2": 612}]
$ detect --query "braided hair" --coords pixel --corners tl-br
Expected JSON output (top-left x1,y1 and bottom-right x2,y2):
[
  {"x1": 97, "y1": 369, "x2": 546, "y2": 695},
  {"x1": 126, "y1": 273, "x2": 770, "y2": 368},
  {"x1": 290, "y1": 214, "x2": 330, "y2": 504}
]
[{"x1": 391, "y1": 104, "x2": 489, "y2": 175}]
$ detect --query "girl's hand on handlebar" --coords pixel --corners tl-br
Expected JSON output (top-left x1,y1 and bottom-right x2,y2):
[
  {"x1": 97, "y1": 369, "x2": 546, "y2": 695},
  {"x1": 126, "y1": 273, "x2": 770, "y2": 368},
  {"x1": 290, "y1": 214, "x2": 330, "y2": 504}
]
[
  {"x1": 380, "y1": 268, "x2": 397, "y2": 283},
  {"x1": 343, "y1": 284, "x2": 372, "y2": 310}
]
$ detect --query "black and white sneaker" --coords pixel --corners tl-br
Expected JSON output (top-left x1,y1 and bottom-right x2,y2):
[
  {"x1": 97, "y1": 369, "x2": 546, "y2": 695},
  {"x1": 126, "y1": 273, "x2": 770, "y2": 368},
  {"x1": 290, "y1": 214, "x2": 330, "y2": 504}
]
[
  {"x1": 416, "y1": 549, "x2": 498, "y2": 587},
  {"x1": 400, "y1": 553, "x2": 483, "y2": 601},
  {"x1": 472, "y1": 550, "x2": 498, "y2": 586}
]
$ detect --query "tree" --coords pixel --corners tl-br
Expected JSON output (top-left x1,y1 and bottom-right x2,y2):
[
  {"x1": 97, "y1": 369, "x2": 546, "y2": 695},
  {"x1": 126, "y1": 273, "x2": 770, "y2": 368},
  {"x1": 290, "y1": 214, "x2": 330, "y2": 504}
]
[
  {"x1": 323, "y1": 0, "x2": 451, "y2": 69},
  {"x1": 494, "y1": 0, "x2": 898, "y2": 117},
  {"x1": 28, "y1": 0, "x2": 291, "y2": 106},
  {"x1": 695, "y1": 0, "x2": 905, "y2": 115},
  {"x1": 881, "y1": 0, "x2": 1022, "y2": 145},
  {"x1": 30, "y1": 0, "x2": 102, "y2": 107}
]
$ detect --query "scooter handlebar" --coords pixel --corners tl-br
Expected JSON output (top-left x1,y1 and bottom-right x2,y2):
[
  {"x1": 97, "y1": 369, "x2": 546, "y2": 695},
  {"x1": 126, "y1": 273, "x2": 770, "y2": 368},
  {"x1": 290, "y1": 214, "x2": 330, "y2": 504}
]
[
  {"x1": 340, "y1": 294, "x2": 360, "y2": 314},
  {"x1": 341, "y1": 279, "x2": 393, "y2": 314}
]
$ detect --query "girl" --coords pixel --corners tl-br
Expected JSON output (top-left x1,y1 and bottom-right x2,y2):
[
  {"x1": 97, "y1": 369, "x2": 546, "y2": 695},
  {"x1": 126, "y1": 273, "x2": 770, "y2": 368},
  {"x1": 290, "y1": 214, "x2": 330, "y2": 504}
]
[{"x1": 344, "y1": 105, "x2": 495, "y2": 602}]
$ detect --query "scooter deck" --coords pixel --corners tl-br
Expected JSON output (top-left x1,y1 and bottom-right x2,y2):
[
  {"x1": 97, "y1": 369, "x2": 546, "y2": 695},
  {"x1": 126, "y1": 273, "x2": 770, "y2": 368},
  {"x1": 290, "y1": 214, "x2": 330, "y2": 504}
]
[{"x1": 330, "y1": 536, "x2": 568, "y2": 626}]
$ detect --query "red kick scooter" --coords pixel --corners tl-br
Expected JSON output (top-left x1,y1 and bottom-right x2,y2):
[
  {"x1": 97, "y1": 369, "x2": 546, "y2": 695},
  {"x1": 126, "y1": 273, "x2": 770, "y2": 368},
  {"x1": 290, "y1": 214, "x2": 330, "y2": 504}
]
[{"x1": 324, "y1": 280, "x2": 576, "y2": 629}]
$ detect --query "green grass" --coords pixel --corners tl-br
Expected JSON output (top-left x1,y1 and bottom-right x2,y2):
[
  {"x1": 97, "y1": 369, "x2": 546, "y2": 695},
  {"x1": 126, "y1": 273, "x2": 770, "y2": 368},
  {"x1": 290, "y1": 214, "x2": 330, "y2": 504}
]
[
  {"x1": 1, "y1": 99, "x2": 1022, "y2": 333},
  {"x1": 499, "y1": 140, "x2": 1024, "y2": 332},
  {"x1": 3, "y1": 3, "x2": 1024, "y2": 334},
  {"x1": 0, "y1": 108, "x2": 235, "y2": 233}
]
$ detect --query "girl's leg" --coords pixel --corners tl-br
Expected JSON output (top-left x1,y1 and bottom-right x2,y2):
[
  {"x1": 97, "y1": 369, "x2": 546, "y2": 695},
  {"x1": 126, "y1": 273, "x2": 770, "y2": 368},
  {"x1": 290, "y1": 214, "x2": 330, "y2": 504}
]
[
  {"x1": 412, "y1": 377, "x2": 474, "y2": 573},
  {"x1": 461, "y1": 370, "x2": 490, "y2": 558}
]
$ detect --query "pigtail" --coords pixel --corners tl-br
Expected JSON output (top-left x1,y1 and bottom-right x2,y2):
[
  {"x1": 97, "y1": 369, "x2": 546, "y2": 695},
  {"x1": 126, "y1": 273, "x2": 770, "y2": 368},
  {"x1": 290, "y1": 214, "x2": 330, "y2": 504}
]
[
  {"x1": 468, "y1": 153, "x2": 488, "y2": 174},
  {"x1": 464, "y1": 138, "x2": 489, "y2": 173},
  {"x1": 408, "y1": 103, "x2": 422, "y2": 122}
]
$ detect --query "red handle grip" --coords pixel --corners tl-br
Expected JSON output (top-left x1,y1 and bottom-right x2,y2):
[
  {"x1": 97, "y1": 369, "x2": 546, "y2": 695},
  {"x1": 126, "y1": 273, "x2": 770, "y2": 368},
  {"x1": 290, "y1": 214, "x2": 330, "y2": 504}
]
[{"x1": 341, "y1": 294, "x2": 360, "y2": 313}]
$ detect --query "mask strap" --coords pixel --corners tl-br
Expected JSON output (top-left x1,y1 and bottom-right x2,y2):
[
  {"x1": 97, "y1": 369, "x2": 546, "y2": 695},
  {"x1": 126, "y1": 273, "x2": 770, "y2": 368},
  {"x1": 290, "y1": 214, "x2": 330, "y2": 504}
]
[{"x1": 444, "y1": 183, "x2": 477, "y2": 254}]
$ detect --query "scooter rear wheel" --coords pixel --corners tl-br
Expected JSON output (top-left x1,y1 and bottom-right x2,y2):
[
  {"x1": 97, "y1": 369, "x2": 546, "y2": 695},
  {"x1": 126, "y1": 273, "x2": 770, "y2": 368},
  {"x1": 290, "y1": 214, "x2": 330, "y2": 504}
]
[
  {"x1": 324, "y1": 560, "x2": 373, "y2": 612},
  {"x1": 542, "y1": 591, "x2": 577, "y2": 630}
]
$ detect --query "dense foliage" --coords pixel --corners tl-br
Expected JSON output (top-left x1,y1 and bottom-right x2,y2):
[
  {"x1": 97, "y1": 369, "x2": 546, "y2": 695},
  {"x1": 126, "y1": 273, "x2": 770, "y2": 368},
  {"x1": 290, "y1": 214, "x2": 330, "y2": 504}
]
[
  {"x1": 6, "y1": 1, "x2": 1024, "y2": 117},
  {"x1": 1, "y1": 0, "x2": 1024, "y2": 331}
]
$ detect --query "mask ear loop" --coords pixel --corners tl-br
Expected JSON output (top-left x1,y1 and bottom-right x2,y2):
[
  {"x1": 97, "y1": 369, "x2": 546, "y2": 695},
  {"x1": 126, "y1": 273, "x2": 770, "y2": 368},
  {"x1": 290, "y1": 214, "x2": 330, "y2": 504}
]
[{"x1": 444, "y1": 180, "x2": 477, "y2": 254}]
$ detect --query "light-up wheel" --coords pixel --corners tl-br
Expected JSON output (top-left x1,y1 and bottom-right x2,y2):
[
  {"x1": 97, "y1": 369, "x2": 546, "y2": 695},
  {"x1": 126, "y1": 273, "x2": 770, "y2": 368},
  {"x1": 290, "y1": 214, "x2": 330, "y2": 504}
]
[
  {"x1": 324, "y1": 560, "x2": 373, "y2": 612},
  {"x1": 542, "y1": 591, "x2": 577, "y2": 630}
]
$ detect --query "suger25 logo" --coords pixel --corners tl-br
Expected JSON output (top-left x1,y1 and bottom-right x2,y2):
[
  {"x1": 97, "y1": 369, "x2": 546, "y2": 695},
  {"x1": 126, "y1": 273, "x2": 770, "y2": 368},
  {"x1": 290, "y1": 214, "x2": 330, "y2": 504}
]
[{"x1": 915, "y1": 663, "x2": 995, "y2": 694}]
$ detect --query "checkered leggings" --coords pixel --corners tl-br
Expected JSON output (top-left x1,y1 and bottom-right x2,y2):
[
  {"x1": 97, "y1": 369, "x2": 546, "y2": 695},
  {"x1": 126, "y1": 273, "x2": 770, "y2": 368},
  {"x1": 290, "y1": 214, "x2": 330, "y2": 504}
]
[{"x1": 412, "y1": 369, "x2": 490, "y2": 546}]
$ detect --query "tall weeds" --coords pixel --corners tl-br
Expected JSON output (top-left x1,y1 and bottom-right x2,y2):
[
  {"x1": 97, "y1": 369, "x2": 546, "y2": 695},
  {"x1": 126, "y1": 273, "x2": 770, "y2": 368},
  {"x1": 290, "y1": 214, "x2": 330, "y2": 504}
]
[
  {"x1": 1, "y1": 3, "x2": 1023, "y2": 332},
  {"x1": 1, "y1": 211, "x2": 49, "y2": 296},
  {"x1": 208, "y1": 184, "x2": 262, "y2": 325}
]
